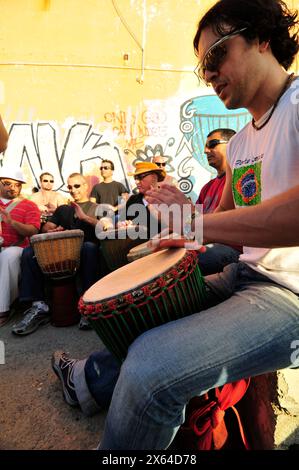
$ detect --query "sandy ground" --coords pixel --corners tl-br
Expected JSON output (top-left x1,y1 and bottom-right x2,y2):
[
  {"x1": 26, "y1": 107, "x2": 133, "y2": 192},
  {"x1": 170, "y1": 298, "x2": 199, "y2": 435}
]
[{"x1": 0, "y1": 309, "x2": 106, "y2": 450}]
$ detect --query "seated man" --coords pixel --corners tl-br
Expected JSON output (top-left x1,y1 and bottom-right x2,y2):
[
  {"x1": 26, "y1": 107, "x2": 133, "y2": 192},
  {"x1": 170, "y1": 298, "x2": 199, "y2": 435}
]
[
  {"x1": 151, "y1": 155, "x2": 179, "y2": 187},
  {"x1": 12, "y1": 173, "x2": 101, "y2": 335},
  {"x1": 98, "y1": 161, "x2": 166, "y2": 271},
  {"x1": 123, "y1": 161, "x2": 166, "y2": 238},
  {"x1": 196, "y1": 128, "x2": 241, "y2": 275},
  {"x1": 0, "y1": 167, "x2": 40, "y2": 326}
]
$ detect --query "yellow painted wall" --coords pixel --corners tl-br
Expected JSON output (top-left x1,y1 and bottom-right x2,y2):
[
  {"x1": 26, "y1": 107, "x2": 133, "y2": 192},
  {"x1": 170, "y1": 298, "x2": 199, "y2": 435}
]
[{"x1": 0, "y1": 0, "x2": 298, "y2": 199}]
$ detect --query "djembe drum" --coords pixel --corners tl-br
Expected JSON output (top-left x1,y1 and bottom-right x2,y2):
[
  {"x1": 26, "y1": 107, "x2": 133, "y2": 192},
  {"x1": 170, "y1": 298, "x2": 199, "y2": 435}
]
[
  {"x1": 99, "y1": 225, "x2": 148, "y2": 272},
  {"x1": 30, "y1": 230, "x2": 84, "y2": 326},
  {"x1": 79, "y1": 248, "x2": 206, "y2": 362}
]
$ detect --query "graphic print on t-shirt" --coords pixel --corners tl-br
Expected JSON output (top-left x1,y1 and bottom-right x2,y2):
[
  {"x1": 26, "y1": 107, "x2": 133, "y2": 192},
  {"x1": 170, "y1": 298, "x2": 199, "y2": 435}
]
[{"x1": 232, "y1": 161, "x2": 262, "y2": 206}]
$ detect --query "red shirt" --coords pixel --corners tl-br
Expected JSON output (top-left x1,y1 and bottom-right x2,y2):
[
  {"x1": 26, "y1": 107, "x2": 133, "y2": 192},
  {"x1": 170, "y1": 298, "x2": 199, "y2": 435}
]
[
  {"x1": 196, "y1": 173, "x2": 226, "y2": 214},
  {"x1": 196, "y1": 174, "x2": 242, "y2": 253},
  {"x1": 0, "y1": 198, "x2": 41, "y2": 248}
]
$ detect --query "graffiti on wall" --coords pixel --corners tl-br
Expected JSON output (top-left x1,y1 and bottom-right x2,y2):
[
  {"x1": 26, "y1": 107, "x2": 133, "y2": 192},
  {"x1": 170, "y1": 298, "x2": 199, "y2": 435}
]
[
  {"x1": 1, "y1": 122, "x2": 131, "y2": 195},
  {"x1": 104, "y1": 109, "x2": 168, "y2": 151},
  {"x1": 122, "y1": 95, "x2": 251, "y2": 200},
  {"x1": 1, "y1": 94, "x2": 251, "y2": 201}
]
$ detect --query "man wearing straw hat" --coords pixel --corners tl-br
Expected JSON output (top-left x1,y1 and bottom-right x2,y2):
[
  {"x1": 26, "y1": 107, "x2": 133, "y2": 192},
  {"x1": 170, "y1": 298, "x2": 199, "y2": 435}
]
[
  {"x1": 122, "y1": 161, "x2": 166, "y2": 238},
  {"x1": 0, "y1": 166, "x2": 40, "y2": 326}
]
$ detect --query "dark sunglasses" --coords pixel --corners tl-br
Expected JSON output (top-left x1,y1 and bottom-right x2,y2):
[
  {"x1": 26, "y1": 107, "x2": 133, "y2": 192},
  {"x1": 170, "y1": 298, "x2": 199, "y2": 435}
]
[
  {"x1": 195, "y1": 27, "x2": 247, "y2": 84},
  {"x1": 134, "y1": 172, "x2": 152, "y2": 182},
  {"x1": 42, "y1": 179, "x2": 54, "y2": 183},
  {"x1": 100, "y1": 166, "x2": 111, "y2": 170},
  {"x1": 205, "y1": 139, "x2": 228, "y2": 149},
  {"x1": 67, "y1": 184, "x2": 81, "y2": 190},
  {"x1": 155, "y1": 162, "x2": 166, "y2": 167}
]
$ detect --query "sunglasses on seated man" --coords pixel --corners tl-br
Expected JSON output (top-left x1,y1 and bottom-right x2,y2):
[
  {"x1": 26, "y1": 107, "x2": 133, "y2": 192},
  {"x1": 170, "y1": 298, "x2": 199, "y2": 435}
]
[
  {"x1": 154, "y1": 162, "x2": 166, "y2": 167},
  {"x1": 134, "y1": 173, "x2": 154, "y2": 182},
  {"x1": 194, "y1": 27, "x2": 248, "y2": 84},
  {"x1": 67, "y1": 184, "x2": 81, "y2": 190},
  {"x1": 205, "y1": 139, "x2": 229, "y2": 149}
]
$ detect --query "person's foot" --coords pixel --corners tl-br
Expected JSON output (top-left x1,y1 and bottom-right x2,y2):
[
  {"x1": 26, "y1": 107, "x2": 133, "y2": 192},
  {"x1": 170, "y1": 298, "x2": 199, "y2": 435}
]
[
  {"x1": 0, "y1": 311, "x2": 10, "y2": 327},
  {"x1": 11, "y1": 302, "x2": 50, "y2": 336},
  {"x1": 51, "y1": 351, "x2": 79, "y2": 406},
  {"x1": 78, "y1": 315, "x2": 92, "y2": 331}
]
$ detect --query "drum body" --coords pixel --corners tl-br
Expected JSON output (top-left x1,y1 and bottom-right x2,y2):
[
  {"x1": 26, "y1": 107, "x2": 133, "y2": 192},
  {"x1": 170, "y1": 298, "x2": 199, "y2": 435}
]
[
  {"x1": 79, "y1": 248, "x2": 206, "y2": 362},
  {"x1": 99, "y1": 226, "x2": 148, "y2": 272},
  {"x1": 30, "y1": 230, "x2": 84, "y2": 326},
  {"x1": 30, "y1": 229, "x2": 84, "y2": 278}
]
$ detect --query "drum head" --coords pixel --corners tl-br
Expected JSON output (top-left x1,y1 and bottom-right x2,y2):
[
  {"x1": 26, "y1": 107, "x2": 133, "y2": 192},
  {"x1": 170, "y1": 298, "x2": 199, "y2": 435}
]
[
  {"x1": 83, "y1": 248, "x2": 186, "y2": 303},
  {"x1": 97, "y1": 225, "x2": 148, "y2": 240},
  {"x1": 30, "y1": 229, "x2": 84, "y2": 243}
]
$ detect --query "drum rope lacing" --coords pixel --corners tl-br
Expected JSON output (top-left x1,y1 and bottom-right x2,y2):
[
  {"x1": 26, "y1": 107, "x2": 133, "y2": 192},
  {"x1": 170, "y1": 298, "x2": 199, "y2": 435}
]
[{"x1": 78, "y1": 251, "x2": 206, "y2": 319}]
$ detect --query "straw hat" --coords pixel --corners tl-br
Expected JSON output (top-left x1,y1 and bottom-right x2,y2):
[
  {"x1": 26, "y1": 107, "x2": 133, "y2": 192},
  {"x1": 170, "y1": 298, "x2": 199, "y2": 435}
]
[
  {"x1": 0, "y1": 166, "x2": 26, "y2": 183},
  {"x1": 128, "y1": 162, "x2": 166, "y2": 182}
]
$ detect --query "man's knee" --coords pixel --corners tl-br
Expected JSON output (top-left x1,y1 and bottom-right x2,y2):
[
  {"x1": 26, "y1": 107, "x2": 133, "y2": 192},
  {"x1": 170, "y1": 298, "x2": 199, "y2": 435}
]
[{"x1": 1, "y1": 247, "x2": 23, "y2": 264}]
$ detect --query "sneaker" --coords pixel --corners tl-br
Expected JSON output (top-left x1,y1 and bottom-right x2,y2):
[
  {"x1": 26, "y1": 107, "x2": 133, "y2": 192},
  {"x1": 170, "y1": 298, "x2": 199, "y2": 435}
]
[
  {"x1": 78, "y1": 315, "x2": 92, "y2": 331},
  {"x1": 51, "y1": 350, "x2": 79, "y2": 406},
  {"x1": 12, "y1": 304, "x2": 50, "y2": 336}
]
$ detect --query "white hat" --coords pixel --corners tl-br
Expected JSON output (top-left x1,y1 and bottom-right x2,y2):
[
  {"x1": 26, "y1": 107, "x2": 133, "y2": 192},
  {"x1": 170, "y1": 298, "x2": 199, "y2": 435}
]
[{"x1": 0, "y1": 166, "x2": 26, "y2": 183}]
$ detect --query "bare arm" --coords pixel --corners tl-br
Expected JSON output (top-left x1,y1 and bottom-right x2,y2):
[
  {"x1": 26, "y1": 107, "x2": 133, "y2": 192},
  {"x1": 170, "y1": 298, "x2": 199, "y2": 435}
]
[
  {"x1": 41, "y1": 222, "x2": 58, "y2": 233},
  {"x1": 0, "y1": 206, "x2": 38, "y2": 237},
  {"x1": 0, "y1": 115, "x2": 8, "y2": 153},
  {"x1": 214, "y1": 164, "x2": 235, "y2": 213},
  {"x1": 203, "y1": 185, "x2": 299, "y2": 248},
  {"x1": 71, "y1": 202, "x2": 98, "y2": 227},
  {"x1": 90, "y1": 197, "x2": 96, "y2": 203},
  {"x1": 9, "y1": 221, "x2": 38, "y2": 237}
]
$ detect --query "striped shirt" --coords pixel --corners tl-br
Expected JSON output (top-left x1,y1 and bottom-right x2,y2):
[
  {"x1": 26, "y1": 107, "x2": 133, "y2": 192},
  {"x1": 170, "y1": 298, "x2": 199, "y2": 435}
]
[{"x1": 0, "y1": 198, "x2": 41, "y2": 247}]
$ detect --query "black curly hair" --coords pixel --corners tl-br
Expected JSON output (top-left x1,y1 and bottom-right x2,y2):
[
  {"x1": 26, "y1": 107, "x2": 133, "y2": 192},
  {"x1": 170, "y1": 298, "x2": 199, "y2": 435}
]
[{"x1": 193, "y1": 0, "x2": 299, "y2": 70}]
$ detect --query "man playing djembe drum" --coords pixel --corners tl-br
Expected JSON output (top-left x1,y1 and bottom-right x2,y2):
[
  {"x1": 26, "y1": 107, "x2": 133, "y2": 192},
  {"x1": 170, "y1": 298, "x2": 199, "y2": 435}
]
[
  {"x1": 52, "y1": 0, "x2": 299, "y2": 450},
  {"x1": 0, "y1": 166, "x2": 40, "y2": 326},
  {"x1": 12, "y1": 173, "x2": 102, "y2": 335}
]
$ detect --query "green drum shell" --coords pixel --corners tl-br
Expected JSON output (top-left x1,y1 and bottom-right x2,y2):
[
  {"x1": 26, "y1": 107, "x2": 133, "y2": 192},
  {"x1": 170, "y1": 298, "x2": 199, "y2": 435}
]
[{"x1": 79, "y1": 250, "x2": 206, "y2": 363}]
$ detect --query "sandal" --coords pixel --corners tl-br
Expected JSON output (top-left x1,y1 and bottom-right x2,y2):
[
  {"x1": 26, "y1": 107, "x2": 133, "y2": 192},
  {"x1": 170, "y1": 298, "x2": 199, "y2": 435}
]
[{"x1": 0, "y1": 312, "x2": 11, "y2": 327}]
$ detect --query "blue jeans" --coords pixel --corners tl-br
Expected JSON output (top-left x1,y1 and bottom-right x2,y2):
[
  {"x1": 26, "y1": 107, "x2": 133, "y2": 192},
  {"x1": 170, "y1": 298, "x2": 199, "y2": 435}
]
[
  {"x1": 73, "y1": 262, "x2": 299, "y2": 450},
  {"x1": 19, "y1": 242, "x2": 101, "y2": 301},
  {"x1": 197, "y1": 243, "x2": 240, "y2": 276}
]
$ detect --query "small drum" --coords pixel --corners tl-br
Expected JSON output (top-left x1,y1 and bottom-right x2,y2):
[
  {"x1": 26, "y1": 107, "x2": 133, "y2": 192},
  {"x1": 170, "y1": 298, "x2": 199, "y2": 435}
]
[
  {"x1": 127, "y1": 240, "x2": 157, "y2": 263},
  {"x1": 30, "y1": 230, "x2": 84, "y2": 327},
  {"x1": 30, "y1": 230, "x2": 84, "y2": 278},
  {"x1": 79, "y1": 248, "x2": 206, "y2": 362},
  {"x1": 127, "y1": 233, "x2": 182, "y2": 263},
  {"x1": 99, "y1": 225, "x2": 148, "y2": 272}
]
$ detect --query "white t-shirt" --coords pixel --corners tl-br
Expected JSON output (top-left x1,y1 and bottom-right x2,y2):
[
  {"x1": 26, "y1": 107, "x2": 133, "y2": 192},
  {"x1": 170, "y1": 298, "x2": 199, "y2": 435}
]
[{"x1": 227, "y1": 78, "x2": 299, "y2": 293}]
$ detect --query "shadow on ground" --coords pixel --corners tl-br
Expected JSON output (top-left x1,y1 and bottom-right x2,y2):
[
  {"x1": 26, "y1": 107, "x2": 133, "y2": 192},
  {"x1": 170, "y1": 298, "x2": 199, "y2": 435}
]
[{"x1": 0, "y1": 310, "x2": 106, "y2": 450}]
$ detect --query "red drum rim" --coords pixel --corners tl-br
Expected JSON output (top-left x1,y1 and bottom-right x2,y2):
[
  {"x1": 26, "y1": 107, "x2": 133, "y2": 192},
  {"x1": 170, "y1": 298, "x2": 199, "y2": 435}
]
[{"x1": 79, "y1": 250, "x2": 201, "y2": 320}]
